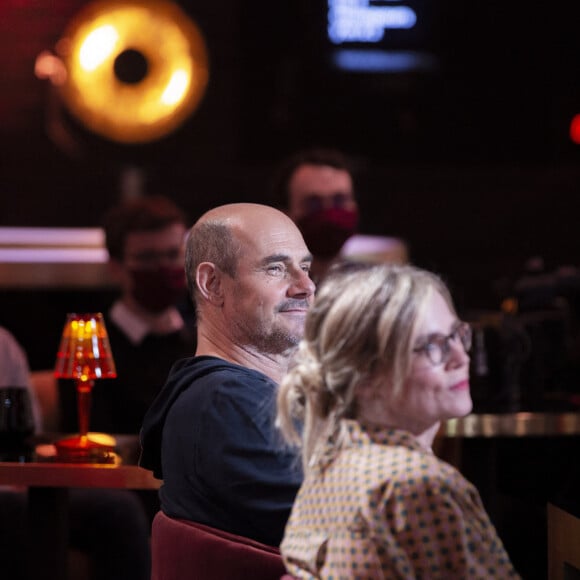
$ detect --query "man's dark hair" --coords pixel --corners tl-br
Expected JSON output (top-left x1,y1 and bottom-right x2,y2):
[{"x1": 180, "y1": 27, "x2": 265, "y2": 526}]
[
  {"x1": 269, "y1": 148, "x2": 357, "y2": 211},
  {"x1": 184, "y1": 220, "x2": 241, "y2": 306},
  {"x1": 103, "y1": 195, "x2": 187, "y2": 261}
]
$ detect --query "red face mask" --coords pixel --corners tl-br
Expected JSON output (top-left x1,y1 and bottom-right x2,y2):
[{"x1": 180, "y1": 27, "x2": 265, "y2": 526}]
[
  {"x1": 129, "y1": 266, "x2": 187, "y2": 313},
  {"x1": 296, "y1": 208, "x2": 359, "y2": 258}
]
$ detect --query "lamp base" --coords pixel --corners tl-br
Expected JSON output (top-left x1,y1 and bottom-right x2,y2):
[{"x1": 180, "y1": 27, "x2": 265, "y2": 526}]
[{"x1": 54, "y1": 433, "x2": 117, "y2": 464}]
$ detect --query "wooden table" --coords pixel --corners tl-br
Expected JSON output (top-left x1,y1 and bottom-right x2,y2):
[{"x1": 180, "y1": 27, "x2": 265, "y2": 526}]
[
  {"x1": 0, "y1": 438, "x2": 160, "y2": 580},
  {"x1": 0, "y1": 461, "x2": 160, "y2": 489}
]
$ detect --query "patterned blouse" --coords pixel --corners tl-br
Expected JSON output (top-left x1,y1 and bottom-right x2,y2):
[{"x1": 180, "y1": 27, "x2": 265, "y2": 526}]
[{"x1": 281, "y1": 420, "x2": 520, "y2": 579}]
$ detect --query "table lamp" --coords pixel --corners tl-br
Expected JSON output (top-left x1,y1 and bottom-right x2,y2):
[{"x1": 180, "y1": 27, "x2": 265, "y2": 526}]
[{"x1": 53, "y1": 312, "x2": 117, "y2": 462}]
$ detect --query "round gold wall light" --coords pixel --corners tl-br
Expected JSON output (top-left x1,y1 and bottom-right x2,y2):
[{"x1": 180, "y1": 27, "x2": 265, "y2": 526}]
[{"x1": 55, "y1": 0, "x2": 209, "y2": 144}]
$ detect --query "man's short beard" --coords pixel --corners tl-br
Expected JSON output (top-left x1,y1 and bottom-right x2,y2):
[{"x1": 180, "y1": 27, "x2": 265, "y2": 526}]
[{"x1": 251, "y1": 327, "x2": 301, "y2": 356}]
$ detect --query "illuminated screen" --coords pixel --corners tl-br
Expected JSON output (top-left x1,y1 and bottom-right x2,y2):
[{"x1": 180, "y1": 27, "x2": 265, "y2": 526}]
[{"x1": 325, "y1": 0, "x2": 439, "y2": 73}]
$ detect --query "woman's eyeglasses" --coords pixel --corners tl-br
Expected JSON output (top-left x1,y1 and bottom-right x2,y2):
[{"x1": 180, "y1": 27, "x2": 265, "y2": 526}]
[{"x1": 412, "y1": 322, "x2": 472, "y2": 366}]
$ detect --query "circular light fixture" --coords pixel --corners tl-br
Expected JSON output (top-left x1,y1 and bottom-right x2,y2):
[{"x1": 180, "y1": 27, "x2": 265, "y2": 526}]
[{"x1": 56, "y1": 0, "x2": 209, "y2": 144}]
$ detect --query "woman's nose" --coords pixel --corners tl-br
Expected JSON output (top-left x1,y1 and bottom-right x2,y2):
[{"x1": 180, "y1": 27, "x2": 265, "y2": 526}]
[{"x1": 447, "y1": 338, "x2": 470, "y2": 367}]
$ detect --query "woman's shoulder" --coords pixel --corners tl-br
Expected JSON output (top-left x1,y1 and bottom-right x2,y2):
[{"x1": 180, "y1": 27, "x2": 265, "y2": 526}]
[{"x1": 346, "y1": 438, "x2": 470, "y2": 497}]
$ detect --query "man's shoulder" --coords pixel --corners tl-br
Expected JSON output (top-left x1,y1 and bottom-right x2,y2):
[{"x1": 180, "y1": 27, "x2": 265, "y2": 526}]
[
  {"x1": 182, "y1": 356, "x2": 272, "y2": 384},
  {"x1": 175, "y1": 357, "x2": 276, "y2": 410}
]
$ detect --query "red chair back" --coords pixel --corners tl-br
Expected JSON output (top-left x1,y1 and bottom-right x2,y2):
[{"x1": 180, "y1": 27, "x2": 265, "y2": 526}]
[{"x1": 151, "y1": 511, "x2": 287, "y2": 580}]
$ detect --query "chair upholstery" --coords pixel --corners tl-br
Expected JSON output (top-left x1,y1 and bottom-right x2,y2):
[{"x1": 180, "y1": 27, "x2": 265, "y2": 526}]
[
  {"x1": 547, "y1": 502, "x2": 580, "y2": 580},
  {"x1": 151, "y1": 510, "x2": 287, "y2": 580}
]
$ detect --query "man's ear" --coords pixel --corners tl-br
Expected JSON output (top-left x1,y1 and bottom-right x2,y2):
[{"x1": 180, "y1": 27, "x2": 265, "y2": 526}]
[{"x1": 196, "y1": 262, "x2": 224, "y2": 306}]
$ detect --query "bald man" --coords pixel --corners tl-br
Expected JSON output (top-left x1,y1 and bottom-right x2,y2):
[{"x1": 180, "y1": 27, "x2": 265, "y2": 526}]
[{"x1": 140, "y1": 203, "x2": 315, "y2": 546}]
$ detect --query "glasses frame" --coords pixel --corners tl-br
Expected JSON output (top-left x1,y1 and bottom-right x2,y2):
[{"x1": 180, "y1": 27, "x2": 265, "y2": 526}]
[{"x1": 412, "y1": 321, "x2": 472, "y2": 366}]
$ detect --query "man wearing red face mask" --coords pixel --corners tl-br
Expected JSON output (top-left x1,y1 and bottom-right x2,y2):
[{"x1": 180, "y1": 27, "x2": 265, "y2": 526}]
[
  {"x1": 58, "y1": 195, "x2": 196, "y2": 436},
  {"x1": 270, "y1": 148, "x2": 360, "y2": 283},
  {"x1": 271, "y1": 147, "x2": 409, "y2": 282}
]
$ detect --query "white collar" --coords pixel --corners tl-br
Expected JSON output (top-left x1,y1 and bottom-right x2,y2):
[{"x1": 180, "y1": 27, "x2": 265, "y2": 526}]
[{"x1": 109, "y1": 300, "x2": 185, "y2": 346}]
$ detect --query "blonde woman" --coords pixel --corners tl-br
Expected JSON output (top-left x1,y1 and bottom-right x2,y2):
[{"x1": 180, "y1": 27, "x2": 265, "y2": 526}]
[{"x1": 277, "y1": 263, "x2": 520, "y2": 579}]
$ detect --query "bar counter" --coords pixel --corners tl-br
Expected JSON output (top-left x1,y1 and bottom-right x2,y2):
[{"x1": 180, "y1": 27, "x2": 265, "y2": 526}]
[
  {"x1": 443, "y1": 411, "x2": 580, "y2": 438},
  {"x1": 438, "y1": 410, "x2": 580, "y2": 579}
]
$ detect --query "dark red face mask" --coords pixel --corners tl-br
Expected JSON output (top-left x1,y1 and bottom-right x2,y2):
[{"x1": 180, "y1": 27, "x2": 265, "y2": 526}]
[
  {"x1": 296, "y1": 208, "x2": 359, "y2": 259},
  {"x1": 129, "y1": 266, "x2": 187, "y2": 313}
]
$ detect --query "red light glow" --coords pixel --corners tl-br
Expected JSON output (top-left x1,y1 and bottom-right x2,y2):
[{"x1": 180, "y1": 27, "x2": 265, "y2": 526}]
[{"x1": 569, "y1": 114, "x2": 580, "y2": 144}]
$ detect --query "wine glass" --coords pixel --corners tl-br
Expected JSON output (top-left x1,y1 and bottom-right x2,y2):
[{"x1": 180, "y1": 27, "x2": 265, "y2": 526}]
[{"x1": 0, "y1": 386, "x2": 35, "y2": 461}]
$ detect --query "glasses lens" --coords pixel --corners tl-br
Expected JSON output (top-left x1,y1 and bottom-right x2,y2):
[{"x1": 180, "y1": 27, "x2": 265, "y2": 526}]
[
  {"x1": 416, "y1": 323, "x2": 472, "y2": 366},
  {"x1": 425, "y1": 339, "x2": 444, "y2": 365},
  {"x1": 458, "y1": 323, "x2": 472, "y2": 352},
  {"x1": 427, "y1": 324, "x2": 471, "y2": 365}
]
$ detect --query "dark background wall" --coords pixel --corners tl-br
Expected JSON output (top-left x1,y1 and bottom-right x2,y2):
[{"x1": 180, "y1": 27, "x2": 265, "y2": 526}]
[{"x1": 2, "y1": 0, "x2": 580, "y2": 316}]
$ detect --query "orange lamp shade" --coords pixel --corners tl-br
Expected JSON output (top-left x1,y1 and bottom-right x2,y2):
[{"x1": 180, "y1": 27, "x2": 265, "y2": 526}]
[
  {"x1": 53, "y1": 313, "x2": 117, "y2": 461},
  {"x1": 54, "y1": 312, "x2": 117, "y2": 381}
]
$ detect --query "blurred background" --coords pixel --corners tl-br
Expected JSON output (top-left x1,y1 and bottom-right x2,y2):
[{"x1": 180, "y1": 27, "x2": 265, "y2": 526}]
[
  {"x1": 2, "y1": 6, "x2": 579, "y2": 577},
  {"x1": 1, "y1": 0, "x2": 580, "y2": 321}
]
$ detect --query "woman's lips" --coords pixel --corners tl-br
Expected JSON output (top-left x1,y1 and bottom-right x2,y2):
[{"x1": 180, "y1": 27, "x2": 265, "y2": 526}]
[{"x1": 450, "y1": 379, "x2": 470, "y2": 391}]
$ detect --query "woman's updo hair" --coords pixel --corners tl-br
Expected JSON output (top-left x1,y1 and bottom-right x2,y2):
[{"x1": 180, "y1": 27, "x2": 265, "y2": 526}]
[{"x1": 276, "y1": 262, "x2": 453, "y2": 472}]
